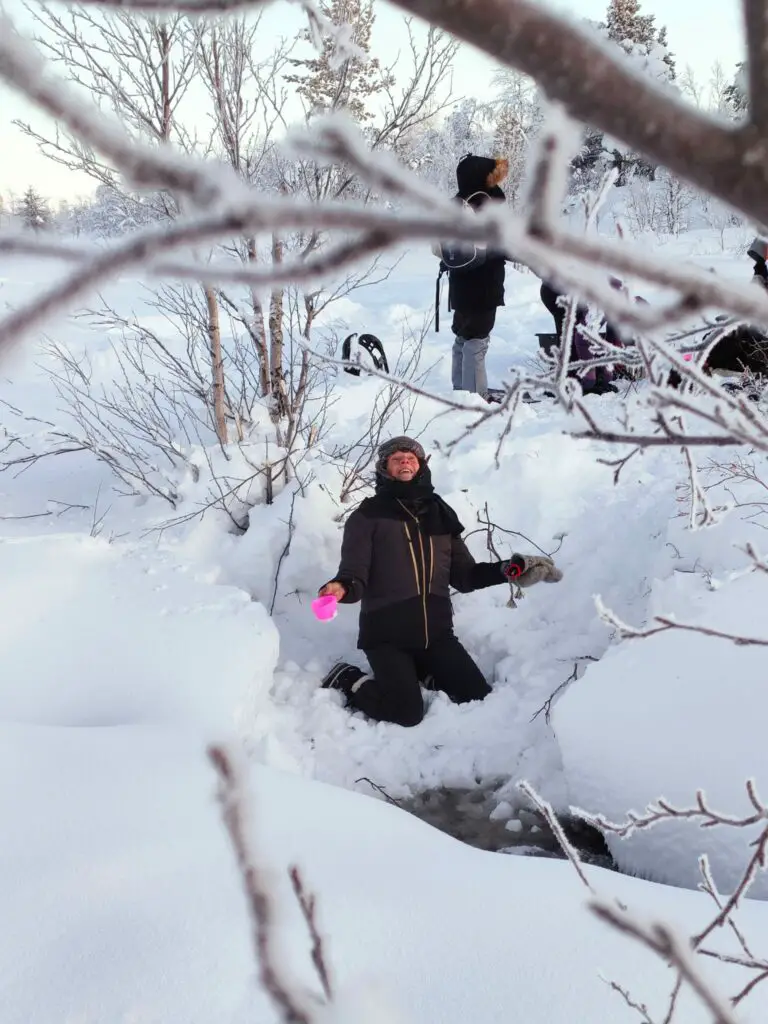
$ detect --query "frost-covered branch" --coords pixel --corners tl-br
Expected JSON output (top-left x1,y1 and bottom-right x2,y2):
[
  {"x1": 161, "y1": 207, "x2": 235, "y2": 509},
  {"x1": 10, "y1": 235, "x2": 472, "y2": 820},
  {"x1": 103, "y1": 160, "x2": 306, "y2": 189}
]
[
  {"x1": 558, "y1": 777, "x2": 768, "y2": 1020},
  {"x1": 580, "y1": 780, "x2": 768, "y2": 958},
  {"x1": 517, "y1": 780, "x2": 594, "y2": 891},
  {"x1": 209, "y1": 744, "x2": 335, "y2": 1022},
  {"x1": 51, "y1": 0, "x2": 759, "y2": 228},
  {"x1": 0, "y1": 193, "x2": 502, "y2": 353},
  {"x1": 743, "y1": 0, "x2": 768, "y2": 131},
  {"x1": 590, "y1": 901, "x2": 740, "y2": 1024},
  {"x1": 385, "y1": 0, "x2": 768, "y2": 229},
  {"x1": 7, "y1": 0, "x2": 768, "y2": 469},
  {"x1": 580, "y1": 779, "x2": 768, "y2": 839},
  {"x1": 595, "y1": 596, "x2": 768, "y2": 647}
]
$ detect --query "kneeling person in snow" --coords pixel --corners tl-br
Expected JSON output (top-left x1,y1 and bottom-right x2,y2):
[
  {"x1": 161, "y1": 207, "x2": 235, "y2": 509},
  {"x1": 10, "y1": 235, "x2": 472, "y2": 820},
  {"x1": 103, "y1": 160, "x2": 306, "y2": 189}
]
[{"x1": 317, "y1": 436, "x2": 563, "y2": 727}]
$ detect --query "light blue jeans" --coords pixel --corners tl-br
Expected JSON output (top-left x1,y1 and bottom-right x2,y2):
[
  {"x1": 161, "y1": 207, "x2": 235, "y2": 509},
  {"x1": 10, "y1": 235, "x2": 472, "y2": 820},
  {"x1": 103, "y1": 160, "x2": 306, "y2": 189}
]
[{"x1": 452, "y1": 336, "x2": 489, "y2": 394}]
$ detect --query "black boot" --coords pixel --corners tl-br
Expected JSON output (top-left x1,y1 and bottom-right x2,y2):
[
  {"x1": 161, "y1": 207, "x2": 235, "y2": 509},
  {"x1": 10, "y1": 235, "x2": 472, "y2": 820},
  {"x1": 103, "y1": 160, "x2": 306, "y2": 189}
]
[{"x1": 321, "y1": 662, "x2": 368, "y2": 699}]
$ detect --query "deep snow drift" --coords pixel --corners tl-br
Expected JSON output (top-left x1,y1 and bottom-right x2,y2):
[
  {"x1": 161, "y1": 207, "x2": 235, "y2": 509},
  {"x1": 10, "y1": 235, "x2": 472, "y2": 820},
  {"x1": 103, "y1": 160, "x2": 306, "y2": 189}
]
[
  {"x1": 554, "y1": 469, "x2": 768, "y2": 897},
  {"x1": 2, "y1": 226, "x2": 768, "y2": 1021}
]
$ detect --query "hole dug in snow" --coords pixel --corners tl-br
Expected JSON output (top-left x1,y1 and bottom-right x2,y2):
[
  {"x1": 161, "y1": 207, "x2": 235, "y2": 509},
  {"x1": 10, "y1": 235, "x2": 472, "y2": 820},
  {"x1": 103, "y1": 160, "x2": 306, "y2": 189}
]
[{"x1": 394, "y1": 782, "x2": 616, "y2": 868}]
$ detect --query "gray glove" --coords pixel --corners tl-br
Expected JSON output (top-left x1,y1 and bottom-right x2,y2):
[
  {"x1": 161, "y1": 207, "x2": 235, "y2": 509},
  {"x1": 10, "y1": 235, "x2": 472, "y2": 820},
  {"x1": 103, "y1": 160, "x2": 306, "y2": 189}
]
[{"x1": 503, "y1": 553, "x2": 563, "y2": 588}]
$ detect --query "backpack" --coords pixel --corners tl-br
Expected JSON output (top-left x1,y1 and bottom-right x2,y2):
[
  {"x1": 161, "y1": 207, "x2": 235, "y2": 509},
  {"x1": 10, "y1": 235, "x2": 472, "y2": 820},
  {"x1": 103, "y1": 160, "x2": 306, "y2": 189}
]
[
  {"x1": 436, "y1": 192, "x2": 491, "y2": 274},
  {"x1": 341, "y1": 333, "x2": 389, "y2": 377}
]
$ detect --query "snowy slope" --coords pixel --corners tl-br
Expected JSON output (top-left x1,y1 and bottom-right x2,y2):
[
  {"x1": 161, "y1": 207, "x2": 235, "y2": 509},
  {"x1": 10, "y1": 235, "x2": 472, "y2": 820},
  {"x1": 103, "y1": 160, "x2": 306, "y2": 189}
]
[
  {"x1": 3, "y1": 228, "x2": 768, "y2": 1021},
  {"x1": 7, "y1": 735, "x2": 768, "y2": 1024},
  {"x1": 554, "y1": 470, "x2": 768, "y2": 897}
]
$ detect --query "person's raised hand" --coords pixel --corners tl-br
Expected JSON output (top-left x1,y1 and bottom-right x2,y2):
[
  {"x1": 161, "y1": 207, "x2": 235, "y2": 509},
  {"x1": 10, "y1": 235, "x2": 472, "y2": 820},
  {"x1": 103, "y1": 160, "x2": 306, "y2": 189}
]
[{"x1": 318, "y1": 581, "x2": 346, "y2": 600}]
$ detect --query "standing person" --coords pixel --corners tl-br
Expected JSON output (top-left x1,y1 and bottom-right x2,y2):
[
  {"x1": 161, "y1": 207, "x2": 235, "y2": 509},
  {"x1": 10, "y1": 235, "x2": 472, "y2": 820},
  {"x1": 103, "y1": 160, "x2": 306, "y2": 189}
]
[
  {"x1": 438, "y1": 154, "x2": 510, "y2": 402},
  {"x1": 317, "y1": 436, "x2": 563, "y2": 727}
]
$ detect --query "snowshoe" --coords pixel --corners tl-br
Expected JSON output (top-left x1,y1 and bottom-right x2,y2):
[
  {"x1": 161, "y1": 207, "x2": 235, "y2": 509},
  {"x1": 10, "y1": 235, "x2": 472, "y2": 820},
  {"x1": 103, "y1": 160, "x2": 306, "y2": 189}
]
[{"x1": 341, "y1": 333, "x2": 389, "y2": 377}]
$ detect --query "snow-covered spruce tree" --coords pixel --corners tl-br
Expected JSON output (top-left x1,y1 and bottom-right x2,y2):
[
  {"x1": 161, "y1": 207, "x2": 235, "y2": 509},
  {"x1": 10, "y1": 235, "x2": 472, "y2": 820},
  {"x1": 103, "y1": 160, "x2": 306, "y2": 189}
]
[
  {"x1": 571, "y1": 0, "x2": 676, "y2": 191},
  {"x1": 18, "y1": 186, "x2": 52, "y2": 231},
  {"x1": 281, "y1": 5, "x2": 457, "y2": 202},
  {"x1": 604, "y1": 0, "x2": 675, "y2": 78},
  {"x1": 285, "y1": 0, "x2": 389, "y2": 123},
  {"x1": 72, "y1": 185, "x2": 163, "y2": 239},
  {"x1": 723, "y1": 62, "x2": 748, "y2": 120},
  {"x1": 604, "y1": 0, "x2": 655, "y2": 47}
]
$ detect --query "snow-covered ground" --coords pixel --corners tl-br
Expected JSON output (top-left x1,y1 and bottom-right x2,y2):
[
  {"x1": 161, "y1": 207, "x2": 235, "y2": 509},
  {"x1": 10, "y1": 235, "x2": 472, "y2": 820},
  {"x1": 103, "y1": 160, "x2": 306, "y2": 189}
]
[{"x1": 2, "y1": 225, "x2": 768, "y2": 1021}]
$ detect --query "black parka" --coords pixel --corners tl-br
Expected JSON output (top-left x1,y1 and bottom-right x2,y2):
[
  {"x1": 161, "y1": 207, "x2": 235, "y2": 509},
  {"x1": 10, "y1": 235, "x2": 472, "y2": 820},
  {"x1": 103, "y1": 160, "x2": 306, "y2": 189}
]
[
  {"x1": 331, "y1": 494, "x2": 505, "y2": 650},
  {"x1": 448, "y1": 155, "x2": 508, "y2": 314}
]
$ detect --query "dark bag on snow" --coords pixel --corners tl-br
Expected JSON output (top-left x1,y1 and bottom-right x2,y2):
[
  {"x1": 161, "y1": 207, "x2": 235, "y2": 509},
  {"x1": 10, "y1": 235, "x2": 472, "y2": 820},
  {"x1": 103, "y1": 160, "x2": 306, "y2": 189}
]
[{"x1": 341, "y1": 333, "x2": 389, "y2": 376}]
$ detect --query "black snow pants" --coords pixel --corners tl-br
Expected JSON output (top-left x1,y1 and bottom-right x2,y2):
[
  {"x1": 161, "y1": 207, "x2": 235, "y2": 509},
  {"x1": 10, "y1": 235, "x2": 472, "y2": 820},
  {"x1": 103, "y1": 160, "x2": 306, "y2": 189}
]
[{"x1": 349, "y1": 635, "x2": 491, "y2": 727}]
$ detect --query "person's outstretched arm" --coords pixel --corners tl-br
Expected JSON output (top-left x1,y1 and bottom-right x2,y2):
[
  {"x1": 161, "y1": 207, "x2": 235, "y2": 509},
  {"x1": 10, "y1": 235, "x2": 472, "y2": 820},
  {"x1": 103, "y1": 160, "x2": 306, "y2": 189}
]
[
  {"x1": 319, "y1": 511, "x2": 374, "y2": 604},
  {"x1": 449, "y1": 536, "x2": 508, "y2": 594},
  {"x1": 450, "y1": 537, "x2": 563, "y2": 594}
]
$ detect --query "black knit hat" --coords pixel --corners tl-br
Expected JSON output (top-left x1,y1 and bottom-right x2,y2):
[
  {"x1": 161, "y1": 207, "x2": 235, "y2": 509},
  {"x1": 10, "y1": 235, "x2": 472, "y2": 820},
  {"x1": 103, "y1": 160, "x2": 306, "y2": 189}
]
[
  {"x1": 456, "y1": 154, "x2": 508, "y2": 201},
  {"x1": 376, "y1": 436, "x2": 426, "y2": 476}
]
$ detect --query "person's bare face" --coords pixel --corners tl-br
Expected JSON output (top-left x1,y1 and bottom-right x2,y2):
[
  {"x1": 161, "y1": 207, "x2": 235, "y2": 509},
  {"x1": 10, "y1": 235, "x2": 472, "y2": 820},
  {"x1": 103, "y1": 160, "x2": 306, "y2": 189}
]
[{"x1": 386, "y1": 451, "x2": 420, "y2": 481}]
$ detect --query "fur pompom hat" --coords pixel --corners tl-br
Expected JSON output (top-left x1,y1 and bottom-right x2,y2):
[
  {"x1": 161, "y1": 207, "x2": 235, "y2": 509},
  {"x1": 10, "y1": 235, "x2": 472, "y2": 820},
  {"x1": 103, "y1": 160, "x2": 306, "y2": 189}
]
[
  {"x1": 376, "y1": 436, "x2": 426, "y2": 476},
  {"x1": 456, "y1": 154, "x2": 509, "y2": 200}
]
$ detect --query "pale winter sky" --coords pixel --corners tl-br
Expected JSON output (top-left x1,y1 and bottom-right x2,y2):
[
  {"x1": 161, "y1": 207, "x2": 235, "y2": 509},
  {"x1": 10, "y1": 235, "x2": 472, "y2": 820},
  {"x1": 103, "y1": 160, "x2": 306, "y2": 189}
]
[{"x1": 0, "y1": 0, "x2": 745, "y2": 203}]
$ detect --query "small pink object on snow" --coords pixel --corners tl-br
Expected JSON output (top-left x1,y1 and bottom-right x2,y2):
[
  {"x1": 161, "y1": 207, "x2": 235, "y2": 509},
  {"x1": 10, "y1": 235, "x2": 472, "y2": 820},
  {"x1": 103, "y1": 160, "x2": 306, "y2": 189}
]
[
  {"x1": 311, "y1": 595, "x2": 338, "y2": 622},
  {"x1": 683, "y1": 353, "x2": 693, "y2": 361}
]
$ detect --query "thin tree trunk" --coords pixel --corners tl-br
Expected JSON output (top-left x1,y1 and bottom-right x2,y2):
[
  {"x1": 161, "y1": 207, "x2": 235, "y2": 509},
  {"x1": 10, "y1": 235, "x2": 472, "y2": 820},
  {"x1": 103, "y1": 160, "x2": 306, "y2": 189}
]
[
  {"x1": 290, "y1": 295, "x2": 315, "y2": 432},
  {"x1": 157, "y1": 23, "x2": 172, "y2": 142},
  {"x1": 268, "y1": 231, "x2": 287, "y2": 423},
  {"x1": 246, "y1": 236, "x2": 270, "y2": 397},
  {"x1": 283, "y1": 296, "x2": 316, "y2": 483},
  {"x1": 204, "y1": 284, "x2": 228, "y2": 447}
]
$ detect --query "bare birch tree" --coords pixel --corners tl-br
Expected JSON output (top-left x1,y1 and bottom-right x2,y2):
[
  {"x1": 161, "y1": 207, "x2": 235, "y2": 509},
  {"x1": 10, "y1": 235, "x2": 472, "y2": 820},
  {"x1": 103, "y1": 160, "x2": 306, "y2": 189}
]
[{"x1": 13, "y1": 6, "x2": 236, "y2": 445}]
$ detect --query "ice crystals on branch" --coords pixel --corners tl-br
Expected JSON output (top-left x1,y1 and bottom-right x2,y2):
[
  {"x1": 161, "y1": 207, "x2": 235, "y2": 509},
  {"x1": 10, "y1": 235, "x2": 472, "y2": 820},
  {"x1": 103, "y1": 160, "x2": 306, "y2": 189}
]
[
  {"x1": 326, "y1": 22, "x2": 367, "y2": 70},
  {"x1": 522, "y1": 103, "x2": 582, "y2": 239}
]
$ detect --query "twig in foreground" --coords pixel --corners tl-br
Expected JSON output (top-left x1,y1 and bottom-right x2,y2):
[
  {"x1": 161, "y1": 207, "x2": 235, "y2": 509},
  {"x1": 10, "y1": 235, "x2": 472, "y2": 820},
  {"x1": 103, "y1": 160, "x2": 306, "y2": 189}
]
[
  {"x1": 208, "y1": 744, "x2": 327, "y2": 1023},
  {"x1": 289, "y1": 867, "x2": 333, "y2": 1002},
  {"x1": 596, "y1": 596, "x2": 768, "y2": 648},
  {"x1": 517, "y1": 780, "x2": 594, "y2": 892},
  {"x1": 529, "y1": 663, "x2": 579, "y2": 724},
  {"x1": 590, "y1": 900, "x2": 740, "y2": 1024}
]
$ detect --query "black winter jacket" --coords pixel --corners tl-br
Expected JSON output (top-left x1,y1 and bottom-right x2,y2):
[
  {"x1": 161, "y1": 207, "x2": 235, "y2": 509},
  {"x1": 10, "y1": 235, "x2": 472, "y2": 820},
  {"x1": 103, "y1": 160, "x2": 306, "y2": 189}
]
[
  {"x1": 448, "y1": 155, "x2": 508, "y2": 314},
  {"x1": 330, "y1": 494, "x2": 506, "y2": 650}
]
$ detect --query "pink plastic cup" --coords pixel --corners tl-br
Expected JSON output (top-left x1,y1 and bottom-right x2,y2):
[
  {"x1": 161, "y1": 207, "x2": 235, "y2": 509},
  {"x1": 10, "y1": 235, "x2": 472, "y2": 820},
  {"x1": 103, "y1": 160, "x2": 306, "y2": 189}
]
[
  {"x1": 311, "y1": 594, "x2": 338, "y2": 622},
  {"x1": 683, "y1": 353, "x2": 693, "y2": 361}
]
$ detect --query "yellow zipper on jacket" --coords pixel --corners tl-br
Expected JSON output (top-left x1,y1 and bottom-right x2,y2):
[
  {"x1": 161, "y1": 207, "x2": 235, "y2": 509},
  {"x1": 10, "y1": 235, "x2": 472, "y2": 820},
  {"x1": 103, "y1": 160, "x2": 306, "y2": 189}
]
[
  {"x1": 416, "y1": 529, "x2": 429, "y2": 647},
  {"x1": 398, "y1": 501, "x2": 429, "y2": 648},
  {"x1": 402, "y1": 522, "x2": 420, "y2": 595}
]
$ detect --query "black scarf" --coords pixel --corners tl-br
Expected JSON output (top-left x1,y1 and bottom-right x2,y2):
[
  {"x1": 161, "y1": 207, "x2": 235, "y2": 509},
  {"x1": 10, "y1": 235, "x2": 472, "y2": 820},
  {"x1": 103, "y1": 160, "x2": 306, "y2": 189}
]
[{"x1": 375, "y1": 464, "x2": 464, "y2": 537}]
